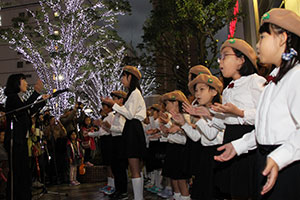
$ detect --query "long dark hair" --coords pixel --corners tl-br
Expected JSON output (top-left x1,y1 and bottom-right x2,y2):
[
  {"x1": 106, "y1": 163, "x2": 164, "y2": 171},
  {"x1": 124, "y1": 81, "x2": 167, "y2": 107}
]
[
  {"x1": 122, "y1": 71, "x2": 142, "y2": 103},
  {"x1": 232, "y1": 48, "x2": 257, "y2": 76},
  {"x1": 259, "y1": 22, "x2": 300, "y2": 83},
  {"x1": 4, "y1": 73, "x2": 26, "y2": 96}
]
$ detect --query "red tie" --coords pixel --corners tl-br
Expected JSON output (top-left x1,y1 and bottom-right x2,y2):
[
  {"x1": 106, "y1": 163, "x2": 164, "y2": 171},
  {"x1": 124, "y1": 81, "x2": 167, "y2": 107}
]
[
  {"x1": 267, "y1": 75, "x2": 275, "y2": 83},
  {"x1": 227, "y1": 83, "x2": 234, "y2": 89}
]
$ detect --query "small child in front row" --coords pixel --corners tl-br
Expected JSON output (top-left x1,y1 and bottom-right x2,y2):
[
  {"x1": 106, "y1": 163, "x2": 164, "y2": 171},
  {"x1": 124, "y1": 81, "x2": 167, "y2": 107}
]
[
  {"x1": 67, "y1": 130, "x2": 84, "y2": 186},
  {"x1": 160, "y1": 90, "x2": 191, "y2": 200},
  {"x1": 215, "y1": 8, "x2": 300, "y2": 200},
  {"x1": 145, "y1": 104, "x2": 164, "y2": 194},
  {"x1": 171, "y1": 73, "x2": 224, "y2": 200},
  {"x1": 186, "y1": 65, "x2": 212, "y2": 199}
]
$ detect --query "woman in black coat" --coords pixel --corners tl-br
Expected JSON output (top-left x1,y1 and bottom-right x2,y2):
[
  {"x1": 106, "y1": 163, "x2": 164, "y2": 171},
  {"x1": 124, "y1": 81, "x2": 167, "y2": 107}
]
[{"x1": 4, "y1": 74, "x2": 49, "y2": 200}]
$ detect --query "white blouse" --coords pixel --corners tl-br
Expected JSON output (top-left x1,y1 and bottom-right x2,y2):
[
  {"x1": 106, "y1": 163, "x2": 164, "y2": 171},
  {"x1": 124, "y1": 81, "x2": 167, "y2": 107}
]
[
  {"x1": 148, "y1": 116, "x2": 161, "y2": 141},
  {"x1": 210, "y1": 73, "x2": 265, "y2": 127},
  {"x1": 110, "y1": 112, "x2": 126, "y2": 137},
  {"x1": 163, "y1": 113, "x2": 190, "y2": 145},
  {"x1": 182, "y1": 117, "x2": 224, "y2": 146},
  {"x1": 112, "y1": 88, "x2": 146, "y2": 121},
  {"x1": 232, "y1": 65, "x2": 300, "y2": 170},
  {"x1": 88, "y1": 112, "x2": 114, "y2": 137}
]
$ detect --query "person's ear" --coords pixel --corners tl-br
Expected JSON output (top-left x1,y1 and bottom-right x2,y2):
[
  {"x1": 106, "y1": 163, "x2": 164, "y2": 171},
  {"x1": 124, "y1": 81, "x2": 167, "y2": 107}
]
[{"x1": 278, "y1": 31, "x2": 288, "y2": 47}]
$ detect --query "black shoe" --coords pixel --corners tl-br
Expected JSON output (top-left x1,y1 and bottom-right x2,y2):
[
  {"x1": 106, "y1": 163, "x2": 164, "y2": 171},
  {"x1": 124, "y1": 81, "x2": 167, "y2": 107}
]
[
  {"x1": 109, "y1": 191, "x2": 128, "y2": 200},
  {"x1": 108, "y1": 191, "x2": 119, "y2": 199},
  {"x1": 118, "y1": 193, "x2": 128, "y2": 200}
]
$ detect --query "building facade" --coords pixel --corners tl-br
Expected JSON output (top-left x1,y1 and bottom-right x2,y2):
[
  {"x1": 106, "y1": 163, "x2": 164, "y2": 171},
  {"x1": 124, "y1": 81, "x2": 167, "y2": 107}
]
[{"x1": 0, "y1": 0, "x2": 40, "y2": 86}]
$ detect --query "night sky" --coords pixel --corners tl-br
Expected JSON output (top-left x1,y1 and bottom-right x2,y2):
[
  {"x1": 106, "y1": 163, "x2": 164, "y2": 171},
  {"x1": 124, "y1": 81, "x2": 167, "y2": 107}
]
[{"x1": 116, "y1": 0, "x2": 152, "y2": 50}]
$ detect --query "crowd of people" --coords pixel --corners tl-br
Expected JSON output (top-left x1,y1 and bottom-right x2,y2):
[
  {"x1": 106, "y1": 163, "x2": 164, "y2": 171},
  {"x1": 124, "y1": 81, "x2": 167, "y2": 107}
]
[{"x1": 0, "y1": 8, "x2": 300, "y2": 200}]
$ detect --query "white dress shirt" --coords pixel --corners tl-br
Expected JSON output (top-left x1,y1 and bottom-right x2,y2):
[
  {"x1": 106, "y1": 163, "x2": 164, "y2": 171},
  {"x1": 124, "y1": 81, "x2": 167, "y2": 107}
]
[
  {"x1": 110, "y1": 112, "x2": 126, "y2": 137},
  {"x1": 164, "y1": 113, "x2": 190, "y2": 145},
  {"x1": 112, "y1": 88, "x2": 146, "y2": 121},
  {"x1": 210, "y1": 73, "x2": 265, "y2": 128},
  {"x1": 182, "y1": 117, "x2": 224, "y2": 146},
  {"x1": 148, "y1": 116, "x2": 161, "y2": 141},
  {"x1": 232, "y1": 64, "x2": 300, "y2": 170},
  {"x1": 88, "y1": 112, "x2": 114, "y2": 137}
]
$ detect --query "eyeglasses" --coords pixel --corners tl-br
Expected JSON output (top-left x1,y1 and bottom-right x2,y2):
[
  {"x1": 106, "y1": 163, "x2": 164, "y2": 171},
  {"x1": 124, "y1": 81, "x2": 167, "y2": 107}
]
[{"x1": 217, "y1": 54, "x2": 236, "y2": 63}]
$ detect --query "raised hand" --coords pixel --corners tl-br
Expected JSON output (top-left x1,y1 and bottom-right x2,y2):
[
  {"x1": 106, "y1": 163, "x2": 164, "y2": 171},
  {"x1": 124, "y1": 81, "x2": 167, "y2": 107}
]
[
  {"x1": 261, "y1": 157, "x2": 279, "y2": 195},
  {"x1": 100, "y1": 97, "x2": 115, "y2": 106},
  {"x1": 159, "y1": 111, "x2": 169, "y2": 124},
  {"x1": 102, "y1": 121, "x2": 111, "y2": 129},
  {"x1": 93, "y1": 118, "x2": 102, "y2": 127},
  {"x1": 168, "y1": 124, "x2": 181, "y2": 134},
  {"x1": 214, "y1": 142, "x2": 237, "y2": 162},
  {"x1": 182, "y1": 102, "x2": 197, "y2": 115},
  {"x1": 42, "y1": 94, "x2": 51, "y2": 100},
  {"x1": 34, "y1": 80, "x2": 44, "y2": 94},
  {"x1": 169, "y1": 110, "x2": 185, "y2": 126},
  {"x1": 159, "y1": 124, "x2": 169, "y2": 134},
  {"x1": 211, "y1": 102, "x2": 244, "y2": 117},
  {"x1": 183, "y1": 102, "x2": 212, "y2": 119}
]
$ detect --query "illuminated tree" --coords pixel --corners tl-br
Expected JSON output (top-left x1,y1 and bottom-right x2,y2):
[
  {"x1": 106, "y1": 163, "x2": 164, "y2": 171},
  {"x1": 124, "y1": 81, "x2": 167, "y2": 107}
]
[{"x1": 1, "y1": 0, "x2": 126, "y2": 118}]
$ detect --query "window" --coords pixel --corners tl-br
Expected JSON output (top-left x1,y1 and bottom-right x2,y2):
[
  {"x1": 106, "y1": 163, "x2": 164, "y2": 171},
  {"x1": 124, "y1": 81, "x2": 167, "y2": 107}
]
[{"x1": 17, "y1": 62, "x2": 23, "y2": 68}]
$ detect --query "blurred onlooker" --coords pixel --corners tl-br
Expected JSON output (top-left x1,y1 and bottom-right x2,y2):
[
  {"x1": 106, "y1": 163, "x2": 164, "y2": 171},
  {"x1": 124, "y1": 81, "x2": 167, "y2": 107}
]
[
  {"x1": 80, "y1": 116, "x2": 97, "y2": 167},
  {"x1": 60, "y1": 103, "x2": 85, "y2": 135},
  {"x1": 44, "y1": 116, "x2": 67, "y2": 184},
  {"x1": 67, "y1": 130, "x2": 83, "y2": 186},
  {"x1": 0, "y1": 130, "x2": 8, "y2": 199},
  {"x1": 0, "y1": 105, "x2": 6, "y2": 131}
]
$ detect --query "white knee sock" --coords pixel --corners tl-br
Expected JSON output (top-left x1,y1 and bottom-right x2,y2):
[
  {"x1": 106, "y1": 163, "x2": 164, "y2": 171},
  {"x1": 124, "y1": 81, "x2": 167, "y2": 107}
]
[
  {"x1": 150, "y1": 171, "x2": 155, "y2": 185},
  {"x1": 154, "y1": 170, "x2": 162, "y2": 188},
  {"x1": 107, "y1": 177, "x2": 115, "y2": 187},
  {"x1": 173, "y1": 192, "x2": 181, "y2": 200},
  {"x1": 132, "y1": 177, "x2": 143, "y2": 200},
  {"x1": 181, "y1": 195, "x2": 191, "y2": 200}
]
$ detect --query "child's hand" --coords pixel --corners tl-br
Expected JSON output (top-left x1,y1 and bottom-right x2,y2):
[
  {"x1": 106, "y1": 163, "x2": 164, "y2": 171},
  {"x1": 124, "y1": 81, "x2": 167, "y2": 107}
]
[
  {"x1": 93, "y1": 119, "x2": 102, "y2": 127},
  {"x1": 183, "y1": 103, "x2": 212, "y2": 119},
  {"x1": 261, "y1": 157, "x2": 279, "y2": 195},
  {"x1": 211, "y1": 103, "x2": 244, "y2": 117},
  {"x1": 100, "y1": 97, "x2": 115, "y2": 106},
  {"x1": 159, "y1": 112, "x2": 169, "y2": 124},
  {"x1": 159, "y1": 125, "x2": 169, "y2": 134},
  {"x1": 169, "y1": 111, "x2": 185, "y2": 126},
  {"x1": 146, "y1": 129, "x2": 155, "y2": 135},
  {"x1": 168, "y1": 125, "x2": 181, "y2": 134},
  {"x1": 102, "y1": 121, "x2": 111, "y2": 129},
  {"x1": 69, "y1": 158, "x2": 73, "y2": 164},
  {"x1": 81, "y1": 158, "x2": 84, "y2": 164},
  {"x1": 214, "y1": 143, "x2": 237, "y2": 162},
  {"x1": 182, "y1": 102, "x2": 196, "y2": 115}
]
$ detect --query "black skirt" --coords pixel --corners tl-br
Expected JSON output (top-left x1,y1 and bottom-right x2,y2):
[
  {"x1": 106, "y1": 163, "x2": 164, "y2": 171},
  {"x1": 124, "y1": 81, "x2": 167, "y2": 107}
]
[
  {"x1": 187, "y1": 138, "x2": 203, "y2": 175},
  {"x1": 255, "y1": 144, "x2": 300, "y2": 200},
  {"x1": 162, "y1": 143, "x2": 191, "y2": 180},
  {"x1": 217, "y1": 124, "x2": 256, "y2": 199},
  {"x1": 122, "y1": 119, "x2": 147, "y2": 159},
  {"x1": 100, "y1": 135, "x2": 112, "y2": 165},
  {"x1": 146, "y1": 141, "x2": 165, "y2": 172}
]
